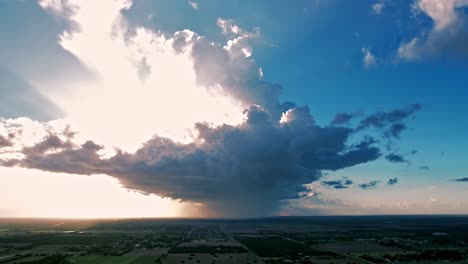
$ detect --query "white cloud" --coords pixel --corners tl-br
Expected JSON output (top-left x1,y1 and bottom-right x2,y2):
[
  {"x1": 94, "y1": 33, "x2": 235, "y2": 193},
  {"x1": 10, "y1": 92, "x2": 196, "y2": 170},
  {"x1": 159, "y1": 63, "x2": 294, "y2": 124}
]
[
  {"x1": 372, "y1": 2, "x2": 385, "y2": 15},
  {"x1": 34, "y1": 0, "x2": 252, "y2": 151},
  {"x1": 216, "y1": 18, "x2": 260, "y2": 59},
  {"x1": 397, "y1": 0, "x2": 468, "y2": 61},
  {"x1": 397, "y1": 38, "x2": 421, "y2": 61},
  {"x1": 418, "y1": 0, "x2": 468, "y2": 31},
  {"x1": 217, "y1": 18, "x2": 244, "y2": 36},
  {"x1": 188, "y1": 1, "x2": 198, "y2": 10},
  {"x1": 216, "y1": 18, "x2": 260, "y2": 38},
  {"x1": 362, "y1": 47, "x2": 376, "y2": 68}
]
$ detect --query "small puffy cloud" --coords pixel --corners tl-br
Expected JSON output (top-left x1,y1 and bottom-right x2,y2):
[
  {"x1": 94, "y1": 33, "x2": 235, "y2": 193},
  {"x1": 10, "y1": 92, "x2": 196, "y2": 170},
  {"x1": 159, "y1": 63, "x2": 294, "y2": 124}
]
[
  {"x1": 217, "y1": 18, "x2": 245, "y2": 37},
  {"x1": 385, "y1": 149, "x2": 417, "y2": 165},
  {"x1": 398, "y1": 0, "x2": 468, "y2": 61},
  {"x1": 362, "y1": 47, "x2": 377, "y2": 68},
  {"x1": 330, "y1": 112, "x2": 355, "y2": 126},
  {"x1": 398, "y1": 38, "x2": 422, "y2": 61},
  {"x1": 359, "y1": 180, "x2": 381, "y2": 189},
  {"x1": 387, "y1": 177, "x2": 399, "y2": 185},
  {"x1": 372, "y1": 2, "x2": 385, "y2": 15},
  {"x1": 188, "y1": 1, "x2": 198, "y2": 10},
  {"x1": 385, "y1": 153, "x2": 408, "y2": 164},
  {"x1": 215, "y1": 18, "x2": 260, "y2": 59},
  {"x1": 322, "y1": 178, "x2": 353, "y2": 189}
]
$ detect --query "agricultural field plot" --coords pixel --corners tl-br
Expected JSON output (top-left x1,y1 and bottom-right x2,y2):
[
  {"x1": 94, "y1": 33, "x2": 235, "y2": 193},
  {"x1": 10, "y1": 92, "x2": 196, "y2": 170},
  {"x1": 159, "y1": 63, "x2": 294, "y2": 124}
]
[
  {"x1": 163, "y1": 253, "x2": 261, "y2": 264},
  {"x1": 264, "y1": 257, "x2": 366, "y2": 264},
  {"x1": 0, "y1": 216, "x2": 467, "y2": 264},
  {"x1": 68, "y1": 255, "x2": 156, "y2": 264},
  {"x1": 170, "y1": 241, "x2": 247, "y2": 254},
  {"x1": 3, "y1": 256, "x2": 44, "y2": 264},
  {"x1": 125, "y1": 247, "x2": 169, "y2": 256},
  {"x1": 234, "y1": 235, "x2": 340, "y2": 259},
  {"x1": 317, "y1": 242, "x2": 403, "y2": 254}
]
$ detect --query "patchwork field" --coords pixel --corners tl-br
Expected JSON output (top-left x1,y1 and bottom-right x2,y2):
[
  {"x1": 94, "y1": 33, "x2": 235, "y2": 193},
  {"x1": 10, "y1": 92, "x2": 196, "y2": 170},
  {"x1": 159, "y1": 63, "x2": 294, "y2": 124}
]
[{"x1": 0, "y1": 216, "x2": 466, "y2": 264}]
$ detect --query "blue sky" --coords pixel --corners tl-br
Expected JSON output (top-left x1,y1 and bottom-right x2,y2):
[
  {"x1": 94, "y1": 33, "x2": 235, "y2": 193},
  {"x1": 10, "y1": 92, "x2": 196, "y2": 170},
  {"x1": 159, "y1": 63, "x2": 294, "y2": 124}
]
[{"x1": 0, "y1": 0, "x2": 467, "y2": 217}]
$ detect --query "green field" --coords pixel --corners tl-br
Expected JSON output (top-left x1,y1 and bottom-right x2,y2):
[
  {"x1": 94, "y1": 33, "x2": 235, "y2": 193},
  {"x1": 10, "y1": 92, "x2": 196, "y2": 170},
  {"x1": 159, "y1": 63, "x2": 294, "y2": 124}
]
[
  {"x1": 68, "y1": 255, "x2": 156, "y2": 264},
  {"x1": 0, "y1": 216, "x2": 467, "y2": 264}
]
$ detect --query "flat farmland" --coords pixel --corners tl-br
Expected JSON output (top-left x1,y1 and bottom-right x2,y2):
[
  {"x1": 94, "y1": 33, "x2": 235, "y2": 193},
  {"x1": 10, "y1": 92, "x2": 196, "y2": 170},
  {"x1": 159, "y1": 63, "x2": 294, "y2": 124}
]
[
  {"x1": 68, "y1": 255, "x2": 156, "y2": 264},
  {"x1": 163, "y1": 253, "x2": 261, "y2": 264},
  {"x1": 317, "y1": 241, "x2": 403, "y2": 254}
]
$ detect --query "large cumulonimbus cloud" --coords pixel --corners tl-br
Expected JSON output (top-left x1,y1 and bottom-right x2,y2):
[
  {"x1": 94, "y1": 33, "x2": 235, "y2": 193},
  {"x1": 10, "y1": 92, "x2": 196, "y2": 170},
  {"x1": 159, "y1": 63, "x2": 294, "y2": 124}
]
[
  {"x1": 0, "y1": 104, "x2": 421, "y2": 217},
  {"x1": 0, "y1": 0, "x2": 423, "y2": 217}
]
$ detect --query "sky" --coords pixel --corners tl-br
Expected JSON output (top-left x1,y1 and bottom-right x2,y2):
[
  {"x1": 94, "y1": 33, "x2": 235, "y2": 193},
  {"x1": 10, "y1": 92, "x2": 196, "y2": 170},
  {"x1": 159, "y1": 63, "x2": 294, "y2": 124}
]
[{"x1": 0, "y1": 0, "x2": 467, "y2": 218}]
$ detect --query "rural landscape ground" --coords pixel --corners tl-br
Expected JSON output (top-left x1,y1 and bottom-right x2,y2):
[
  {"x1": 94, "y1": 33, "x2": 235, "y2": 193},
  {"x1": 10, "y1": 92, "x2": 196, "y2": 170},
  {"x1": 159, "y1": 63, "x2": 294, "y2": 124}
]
[{"x1": 0, "y1": 216, "x2": 467, "y2": 264}]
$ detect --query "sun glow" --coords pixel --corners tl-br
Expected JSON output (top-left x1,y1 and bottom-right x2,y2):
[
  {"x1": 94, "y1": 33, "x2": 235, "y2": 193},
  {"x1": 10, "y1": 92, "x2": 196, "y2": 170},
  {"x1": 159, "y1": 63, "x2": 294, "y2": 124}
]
[
  {"x1": 0, "y1": 0, "x2": 250, "y2": 218},
  {"x1": 38, "y1": 0, "x2": 245, "y2": 151}
]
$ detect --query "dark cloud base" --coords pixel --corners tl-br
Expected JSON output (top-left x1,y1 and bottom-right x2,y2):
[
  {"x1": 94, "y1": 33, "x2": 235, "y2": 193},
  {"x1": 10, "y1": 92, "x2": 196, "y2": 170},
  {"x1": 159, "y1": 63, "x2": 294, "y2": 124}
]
[{"x1": 0, "y1": 103, "x2": 421, "y2": 217}]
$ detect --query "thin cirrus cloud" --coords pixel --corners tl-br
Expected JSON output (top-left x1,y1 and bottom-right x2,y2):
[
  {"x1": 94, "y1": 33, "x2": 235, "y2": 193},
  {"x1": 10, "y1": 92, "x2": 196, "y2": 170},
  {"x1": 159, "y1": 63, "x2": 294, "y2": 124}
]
[{"x1": 0, "y1": 0, "x2": 424, "y2": 217}]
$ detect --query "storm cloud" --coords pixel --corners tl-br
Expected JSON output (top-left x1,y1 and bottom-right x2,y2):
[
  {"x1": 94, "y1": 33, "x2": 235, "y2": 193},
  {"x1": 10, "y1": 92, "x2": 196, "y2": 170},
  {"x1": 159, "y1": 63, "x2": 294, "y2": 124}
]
[
  {"x1": 0, "y1": 105, "x2": 389, "y2": 217},
  {"x1": 0, "y1": 0, "x2": 424, "y2": 217},
  {"x1": 0, "y1": 100, "x2": 424, "y2": 217}
]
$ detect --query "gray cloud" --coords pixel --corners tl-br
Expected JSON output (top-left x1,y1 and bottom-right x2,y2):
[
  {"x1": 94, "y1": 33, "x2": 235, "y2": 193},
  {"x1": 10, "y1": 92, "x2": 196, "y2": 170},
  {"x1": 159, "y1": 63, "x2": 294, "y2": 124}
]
[
  {"x1": 386, "y1": 123, "x2": 407, "y2": 139},
  {"x1": 453, "y1": 177, "x2": 468, "y2": 182},
  {"x1": 387, "y1": 177, "x2": 399, "y2": 185},
  {"x1": 359, "y1": 180, "x2": 381, "y2": 189},
  {"x1": 420, "y1": 165, "x2": 430, "y2": 170},
  {"x1": 330, "y1": 112, "x2": 355, "y2": 126},
  {"x1": 385, "y1": 149, "x2": 417, "y2": 165},
  {"x1": 0, "y1": 134, "x2": 14, "y2": 148},
  {"x1": 385, "y1": 153, "x2": 408, "y2": 164},
  {"x1": 1, "y1": 106, "x2": 387, "y2": 217},
  {"x1": 321, "y1": 177, "x2": 353, "y2": 189},
  {"x1": 356, "y1": 104, "x2": 422, "y2": 134},
  {"x1": 172, "y1": 28, "x2": 287, "y2": 120}
]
